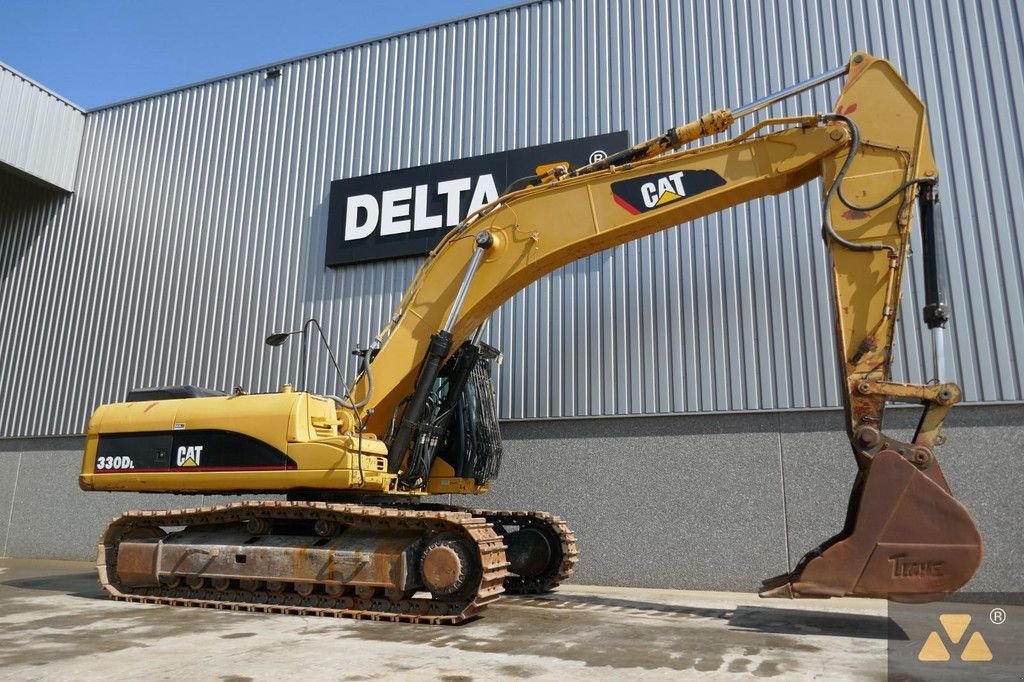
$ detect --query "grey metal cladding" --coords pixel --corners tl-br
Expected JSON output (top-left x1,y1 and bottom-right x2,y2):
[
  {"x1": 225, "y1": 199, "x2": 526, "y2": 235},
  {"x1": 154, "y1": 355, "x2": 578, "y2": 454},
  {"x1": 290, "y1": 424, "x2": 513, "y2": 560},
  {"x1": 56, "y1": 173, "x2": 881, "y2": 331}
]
[
  {"x1": 0, "y1": 0, "x2": 1022, "y2": 438},
  {"x1": 0, "y1": 62, "x2": 85, "y2": 192}
]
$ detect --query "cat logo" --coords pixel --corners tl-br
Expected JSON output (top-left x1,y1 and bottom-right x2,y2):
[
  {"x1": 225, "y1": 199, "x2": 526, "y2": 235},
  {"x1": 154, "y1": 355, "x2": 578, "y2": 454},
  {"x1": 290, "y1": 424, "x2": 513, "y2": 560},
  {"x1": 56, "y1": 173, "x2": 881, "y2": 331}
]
[
  {"x1": 611, "y1": 169, "x2": 726, "y2": 215},
  {"x1": 917, "y1": 614, "x2": 992, "y2": 662},
  {"x1": 176, "y1": 445, "x2": 204, "y2": 468}
]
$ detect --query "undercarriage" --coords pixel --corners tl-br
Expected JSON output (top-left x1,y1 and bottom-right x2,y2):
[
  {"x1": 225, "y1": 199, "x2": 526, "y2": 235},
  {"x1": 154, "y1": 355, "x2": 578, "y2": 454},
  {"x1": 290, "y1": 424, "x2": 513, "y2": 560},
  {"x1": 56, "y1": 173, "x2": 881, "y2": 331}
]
[{"x1": 99, "y1": 500, "x2": 577, "y2": 624}]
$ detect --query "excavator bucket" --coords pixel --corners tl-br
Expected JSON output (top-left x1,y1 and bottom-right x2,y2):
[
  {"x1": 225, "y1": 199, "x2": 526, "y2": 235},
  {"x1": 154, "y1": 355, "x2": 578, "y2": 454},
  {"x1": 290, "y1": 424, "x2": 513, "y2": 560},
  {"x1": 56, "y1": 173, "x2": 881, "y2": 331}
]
[{"x1": 761, "y1": 450, "x2": 982, "y2": 602}]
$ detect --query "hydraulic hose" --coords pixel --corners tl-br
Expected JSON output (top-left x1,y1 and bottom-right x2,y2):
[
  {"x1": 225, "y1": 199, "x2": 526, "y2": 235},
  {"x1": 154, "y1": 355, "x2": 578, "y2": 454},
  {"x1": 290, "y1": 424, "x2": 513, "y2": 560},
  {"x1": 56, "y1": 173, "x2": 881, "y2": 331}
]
[
  {"x1": 819, "y1": 114, "x2": 895, "y2": 256},
  {"x1": 820, "y1": 113, "x2": 935, "y2": 256}
]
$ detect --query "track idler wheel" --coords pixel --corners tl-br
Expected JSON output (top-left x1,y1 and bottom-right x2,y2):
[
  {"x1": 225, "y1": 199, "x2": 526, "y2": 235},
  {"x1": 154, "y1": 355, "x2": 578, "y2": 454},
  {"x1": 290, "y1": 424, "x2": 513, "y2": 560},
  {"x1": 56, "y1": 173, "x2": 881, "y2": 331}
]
[
  {"x1": 419, "y1": 533, "x2": 481, "y2": 600},
  {"x1": 506, "y1": 528, "x2": 553, "y2": 578},
  {"x1": 761, "y1": 449, "x2": 982, "y2": 602}
]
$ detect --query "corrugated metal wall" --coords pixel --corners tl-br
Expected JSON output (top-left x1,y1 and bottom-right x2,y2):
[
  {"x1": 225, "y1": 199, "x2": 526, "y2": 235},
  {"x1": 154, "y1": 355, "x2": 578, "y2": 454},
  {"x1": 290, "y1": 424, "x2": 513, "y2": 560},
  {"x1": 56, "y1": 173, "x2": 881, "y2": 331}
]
[
  {"x1": 0, "y1": 62, "x2": 85, "y2": 192},
  {"x1": 1, "y1": 0, "x2": 1022, "y2": 437}
]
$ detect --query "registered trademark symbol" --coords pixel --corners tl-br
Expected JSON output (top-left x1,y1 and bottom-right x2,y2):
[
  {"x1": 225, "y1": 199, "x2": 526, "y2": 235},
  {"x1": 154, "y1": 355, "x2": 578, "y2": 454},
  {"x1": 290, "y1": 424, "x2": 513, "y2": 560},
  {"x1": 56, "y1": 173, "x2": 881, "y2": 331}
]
[
  {"x1": 589, "y1": 150, "x2": 607, "y2": 164},
  {"x1": 990, "y1": 607, "x2": 1006, "y2": 625}
]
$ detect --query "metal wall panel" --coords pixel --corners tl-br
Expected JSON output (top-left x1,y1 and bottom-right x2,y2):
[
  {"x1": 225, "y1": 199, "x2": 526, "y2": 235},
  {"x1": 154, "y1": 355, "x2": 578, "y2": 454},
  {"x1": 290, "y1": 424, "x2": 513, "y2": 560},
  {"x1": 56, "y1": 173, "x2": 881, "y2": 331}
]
[
  {"x1": 0, "y1": 62, "x2": 85, "y2": 192},
  {"x1": 1, "y1": 0, "x2": 1022, "y2": 437}
]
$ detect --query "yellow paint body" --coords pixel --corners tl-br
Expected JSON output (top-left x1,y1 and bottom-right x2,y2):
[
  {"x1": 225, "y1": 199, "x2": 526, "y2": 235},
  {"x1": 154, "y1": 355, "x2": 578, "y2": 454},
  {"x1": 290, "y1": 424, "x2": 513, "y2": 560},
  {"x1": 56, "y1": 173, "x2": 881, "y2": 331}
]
[
  {"x1": 81, "y1": 392, "x2": 397, "y2": 494},
  {"x1": 81, "y1": 53, "x2": 950, "y2": 497}
]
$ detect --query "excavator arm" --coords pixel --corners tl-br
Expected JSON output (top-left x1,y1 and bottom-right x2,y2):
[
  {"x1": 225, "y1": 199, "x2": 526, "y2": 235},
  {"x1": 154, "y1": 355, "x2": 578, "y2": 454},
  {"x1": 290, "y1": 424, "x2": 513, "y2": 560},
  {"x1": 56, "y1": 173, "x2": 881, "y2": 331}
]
[{"x1": 349, "y1": 52, "x2": 982, "y2": 601}]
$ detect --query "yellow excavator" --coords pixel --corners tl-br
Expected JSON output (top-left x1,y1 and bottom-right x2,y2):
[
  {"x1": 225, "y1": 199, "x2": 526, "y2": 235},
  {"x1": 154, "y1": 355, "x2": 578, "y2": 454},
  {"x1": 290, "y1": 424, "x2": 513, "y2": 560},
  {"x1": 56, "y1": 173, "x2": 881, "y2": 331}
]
[{"x1": 80, "y1": 52, "x2": 982, "y2": 623}]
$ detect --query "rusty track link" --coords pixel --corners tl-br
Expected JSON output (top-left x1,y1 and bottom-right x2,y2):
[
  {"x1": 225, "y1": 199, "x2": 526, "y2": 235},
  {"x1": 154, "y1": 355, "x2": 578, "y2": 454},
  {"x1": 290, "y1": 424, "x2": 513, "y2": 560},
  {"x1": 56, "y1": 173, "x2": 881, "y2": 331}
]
[
  {"x1": 97, "y1": 501, "x2": 509, "y2": 624},
  {"x1": 465, "y1": 508, "x2": 578, "y2": 594}
]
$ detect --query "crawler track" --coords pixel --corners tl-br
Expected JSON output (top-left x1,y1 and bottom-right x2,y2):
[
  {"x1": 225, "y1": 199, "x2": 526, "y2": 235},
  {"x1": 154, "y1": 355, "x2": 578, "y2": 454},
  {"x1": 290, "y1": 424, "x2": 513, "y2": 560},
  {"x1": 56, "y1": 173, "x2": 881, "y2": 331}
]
[{"x1": 97, "y1": 501, "x2": 509, "y2": 624}]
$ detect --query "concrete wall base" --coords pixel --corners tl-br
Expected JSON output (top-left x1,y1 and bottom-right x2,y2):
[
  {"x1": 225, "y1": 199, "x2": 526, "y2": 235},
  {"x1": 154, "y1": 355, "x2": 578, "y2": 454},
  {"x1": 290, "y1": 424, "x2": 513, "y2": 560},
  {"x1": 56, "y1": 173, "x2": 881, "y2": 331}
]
[{"x1": 1, "y1": 404, "x2": 1019, "y2": 592}]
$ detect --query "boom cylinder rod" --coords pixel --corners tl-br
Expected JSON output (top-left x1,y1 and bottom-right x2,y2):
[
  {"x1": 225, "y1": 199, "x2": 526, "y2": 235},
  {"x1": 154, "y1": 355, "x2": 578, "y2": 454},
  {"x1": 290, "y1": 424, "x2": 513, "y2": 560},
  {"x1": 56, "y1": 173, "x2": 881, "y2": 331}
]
[
  {"x1": 732, "y1": 63, "x2": 849, "y2": 119},
  {"x1": 932, "y1": 327, "x2": 947, "y2": 384},
  {"x1": 443, "y1": 233, "x2": 492, "y2": 333}
]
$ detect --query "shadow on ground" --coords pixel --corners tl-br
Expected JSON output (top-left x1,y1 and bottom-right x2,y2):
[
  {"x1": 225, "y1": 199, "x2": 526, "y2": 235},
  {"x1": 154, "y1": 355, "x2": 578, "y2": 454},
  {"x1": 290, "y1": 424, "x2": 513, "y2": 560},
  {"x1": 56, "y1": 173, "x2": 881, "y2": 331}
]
[
  {"x1": 2, "y1": 571, "x2": 106, "y2": 600},
  {"x1": 503, "y1": 593, "x2": 904, "y2": 640}
]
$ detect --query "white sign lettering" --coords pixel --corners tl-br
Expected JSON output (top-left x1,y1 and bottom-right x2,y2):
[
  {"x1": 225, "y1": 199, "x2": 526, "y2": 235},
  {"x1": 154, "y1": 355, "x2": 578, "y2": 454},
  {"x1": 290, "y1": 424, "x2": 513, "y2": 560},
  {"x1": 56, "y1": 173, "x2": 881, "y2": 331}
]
[
  {"x1": 343, "y1": 174, "x2": 499, "y2": 241},
  {"x1": 344, "y1": 194, "x2": 379, "y2": 241}
]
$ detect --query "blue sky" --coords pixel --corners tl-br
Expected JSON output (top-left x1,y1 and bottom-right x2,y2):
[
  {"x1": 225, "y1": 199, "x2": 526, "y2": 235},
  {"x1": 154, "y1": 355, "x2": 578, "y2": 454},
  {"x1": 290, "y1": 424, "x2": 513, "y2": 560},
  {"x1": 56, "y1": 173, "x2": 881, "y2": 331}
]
[{"x1": 2, "y1": 0, "x2": 513, "y2": 109}]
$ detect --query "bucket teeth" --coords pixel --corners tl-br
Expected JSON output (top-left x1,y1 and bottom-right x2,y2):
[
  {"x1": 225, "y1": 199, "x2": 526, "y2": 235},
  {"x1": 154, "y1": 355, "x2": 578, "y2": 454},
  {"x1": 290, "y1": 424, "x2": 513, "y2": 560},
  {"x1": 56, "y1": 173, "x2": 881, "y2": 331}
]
[{"x1": 758, "y1": 573, "x2": 797, "y2": 599}]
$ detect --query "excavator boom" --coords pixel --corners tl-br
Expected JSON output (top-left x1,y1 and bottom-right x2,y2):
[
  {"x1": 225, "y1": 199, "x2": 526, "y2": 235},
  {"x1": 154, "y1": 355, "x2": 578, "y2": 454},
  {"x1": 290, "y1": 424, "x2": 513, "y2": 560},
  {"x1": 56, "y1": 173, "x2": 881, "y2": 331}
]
[{"x1": 349, "y1": 51, "x2": 981, "y2": 601}]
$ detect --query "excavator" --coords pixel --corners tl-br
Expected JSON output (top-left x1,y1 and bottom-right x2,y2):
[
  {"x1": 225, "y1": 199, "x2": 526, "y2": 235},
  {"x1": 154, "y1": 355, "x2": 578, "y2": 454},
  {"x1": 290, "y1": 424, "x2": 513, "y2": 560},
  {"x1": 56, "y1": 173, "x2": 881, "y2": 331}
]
[{"x1": 79, "y1": 52, "x2": 982, "y2": 623}]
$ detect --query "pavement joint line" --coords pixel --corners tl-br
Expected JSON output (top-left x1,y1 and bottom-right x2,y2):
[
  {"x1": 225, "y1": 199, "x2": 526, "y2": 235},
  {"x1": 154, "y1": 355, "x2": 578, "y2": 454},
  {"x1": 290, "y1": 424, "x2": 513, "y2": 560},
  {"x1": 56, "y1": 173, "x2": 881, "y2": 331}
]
[{"x1": 777, "y1": 413, "x2": 793, "y2": 571}]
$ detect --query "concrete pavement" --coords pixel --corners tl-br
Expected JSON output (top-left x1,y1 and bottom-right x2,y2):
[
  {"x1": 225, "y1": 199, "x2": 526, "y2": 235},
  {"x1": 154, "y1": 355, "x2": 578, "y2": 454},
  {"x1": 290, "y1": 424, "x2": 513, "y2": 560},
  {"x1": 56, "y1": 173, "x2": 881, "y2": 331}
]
[{"x1": 0, "y1": 558, "x2": 892, "y2": 680}]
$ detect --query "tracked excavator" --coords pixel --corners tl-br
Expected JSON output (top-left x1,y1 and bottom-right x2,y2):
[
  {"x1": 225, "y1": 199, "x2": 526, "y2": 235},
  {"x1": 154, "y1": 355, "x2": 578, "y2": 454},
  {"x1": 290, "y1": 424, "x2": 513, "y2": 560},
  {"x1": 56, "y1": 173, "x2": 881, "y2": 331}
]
[{"x1": 80, "y1": 53, "x2": 982, "y2": 623}]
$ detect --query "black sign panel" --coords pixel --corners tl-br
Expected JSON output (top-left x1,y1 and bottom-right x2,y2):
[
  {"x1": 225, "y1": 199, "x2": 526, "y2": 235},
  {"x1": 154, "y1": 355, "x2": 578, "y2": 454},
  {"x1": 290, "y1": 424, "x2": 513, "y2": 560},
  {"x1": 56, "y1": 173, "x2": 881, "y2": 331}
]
[{"x1": 325, "y1": 131, "x2": 629, "y2": 266}]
